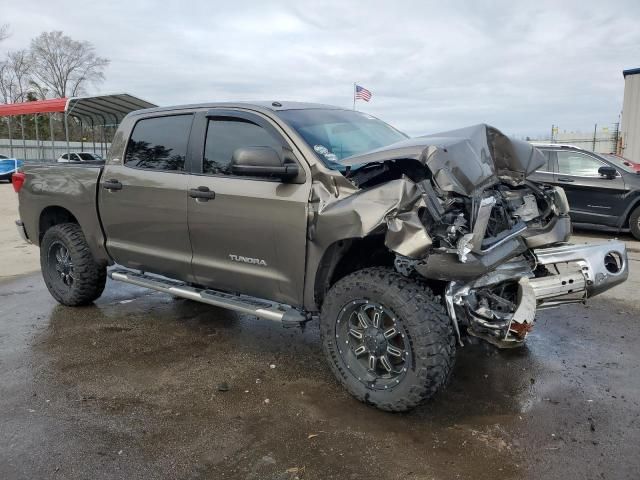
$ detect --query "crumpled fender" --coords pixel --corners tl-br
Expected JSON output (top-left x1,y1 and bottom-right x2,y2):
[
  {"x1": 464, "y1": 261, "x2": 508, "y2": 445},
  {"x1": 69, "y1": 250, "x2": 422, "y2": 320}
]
[{"x1": 309, "y1": 177, "x2": 432, "y2": 259}]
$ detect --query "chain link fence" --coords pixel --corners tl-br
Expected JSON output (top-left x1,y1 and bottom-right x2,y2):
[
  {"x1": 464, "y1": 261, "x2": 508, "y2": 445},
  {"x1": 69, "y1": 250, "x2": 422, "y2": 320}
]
[
  {"x1": 0, "y1": 138, "x2": 109, "y2": 162},
  {"x1": 539, "y1": 123, "x2": 621, "y2": 154}
]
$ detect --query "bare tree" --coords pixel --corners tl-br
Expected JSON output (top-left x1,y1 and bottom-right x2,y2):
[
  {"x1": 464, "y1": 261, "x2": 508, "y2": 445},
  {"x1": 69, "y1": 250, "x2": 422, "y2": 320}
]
[
  {"x1": 29, "y1": 31, "x2": 109, "y2": 98},
  {"x1": 0, "y1": 24, "x2": 9, "y2": 43},
  {"x1": 0, "y1": 50, "x2": 32, "y2": 103}
]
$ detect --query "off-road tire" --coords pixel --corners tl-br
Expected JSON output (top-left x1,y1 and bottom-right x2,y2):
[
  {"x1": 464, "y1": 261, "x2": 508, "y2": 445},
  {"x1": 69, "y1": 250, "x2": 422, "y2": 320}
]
[
  {"x1": 629, "y1": 206, "x2": 640, "y2": 240},
  {"x1": 320, "y1": 267, "x2": 456, "y2": 412},
  {"x1": 40, "y1": 223, "x2": 106, "y2": 306}
]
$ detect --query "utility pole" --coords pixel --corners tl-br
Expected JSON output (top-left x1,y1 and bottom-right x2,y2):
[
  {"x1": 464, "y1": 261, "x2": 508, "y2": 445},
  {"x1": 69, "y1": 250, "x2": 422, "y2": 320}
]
[{"x1": 592, "y1": 123, "x2": 597, "y2": 152}]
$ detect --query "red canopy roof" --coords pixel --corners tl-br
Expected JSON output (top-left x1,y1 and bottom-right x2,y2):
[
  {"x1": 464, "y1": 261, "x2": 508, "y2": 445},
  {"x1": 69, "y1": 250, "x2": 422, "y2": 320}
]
[
  {"x1": 0, "y1": 97, "x2": 68, "y2": 116},
  {"x1": 0, "y1": 94, "x2": 156, "y2": 121}
]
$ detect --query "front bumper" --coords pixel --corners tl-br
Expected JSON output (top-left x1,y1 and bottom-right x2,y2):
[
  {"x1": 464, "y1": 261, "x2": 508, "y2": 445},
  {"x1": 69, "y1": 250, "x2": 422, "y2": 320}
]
[
  {"x1": 448, "y1": 240, "x2": 629, "y2": 348},
  {"x1": 531, "y1": 240, "x2": 628, "y2": 299}
]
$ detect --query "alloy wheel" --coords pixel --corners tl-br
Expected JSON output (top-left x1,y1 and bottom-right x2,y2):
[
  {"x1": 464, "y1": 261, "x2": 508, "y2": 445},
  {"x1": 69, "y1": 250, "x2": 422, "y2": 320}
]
[
  {"x1": 335, "y1": 300, "x2": 411, "y2": 390},
  {"x1": 48, "y1": 241, "x2": 74, "y2": 288}
]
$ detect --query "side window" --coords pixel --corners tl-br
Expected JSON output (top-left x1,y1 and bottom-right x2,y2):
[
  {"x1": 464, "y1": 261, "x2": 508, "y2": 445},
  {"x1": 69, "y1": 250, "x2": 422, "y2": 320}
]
[
  {"x1": 536, "y1": 150, "x2": 552, "y2": 172},
  {"x1": 124, "y1": 115, "x2": 193, "y2": 171},
  {"x1": 557, "y1": 151, "x2": 605, "y2": 177},
  {"x1": 61, "y1": 153, "x2": 69, "y2": 160},
  {"x1": 203, "y1": 118, "x2": 283, "y2": 175}
]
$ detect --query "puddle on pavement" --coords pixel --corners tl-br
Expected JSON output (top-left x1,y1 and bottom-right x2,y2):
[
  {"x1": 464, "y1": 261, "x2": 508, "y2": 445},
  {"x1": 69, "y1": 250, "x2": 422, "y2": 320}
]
[{"x1": 2, "y1": 275, "x2": 638, "y2": 479}]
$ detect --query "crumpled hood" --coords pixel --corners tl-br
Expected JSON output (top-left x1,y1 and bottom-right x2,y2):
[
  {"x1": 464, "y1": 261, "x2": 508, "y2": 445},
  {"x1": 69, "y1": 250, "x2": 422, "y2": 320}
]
[{"x1": 340, "y1": 124, "x2": 546, "y2": 196}]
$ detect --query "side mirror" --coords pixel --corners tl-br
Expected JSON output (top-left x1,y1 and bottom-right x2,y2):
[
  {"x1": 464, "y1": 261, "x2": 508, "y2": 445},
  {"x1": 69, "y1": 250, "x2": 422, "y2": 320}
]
[
  {"x1": 230, "y1": 146, "x2": 299, "y2": 181},
  {"x1": 598, "y1": 166, "x2": 617, "y2": 179}
]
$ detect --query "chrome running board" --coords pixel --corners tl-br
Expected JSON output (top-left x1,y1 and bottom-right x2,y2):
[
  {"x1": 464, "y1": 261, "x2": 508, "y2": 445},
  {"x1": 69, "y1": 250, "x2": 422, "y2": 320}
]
[{"x1": 109, "y1": 270, "x2": 307, "y2": 327}]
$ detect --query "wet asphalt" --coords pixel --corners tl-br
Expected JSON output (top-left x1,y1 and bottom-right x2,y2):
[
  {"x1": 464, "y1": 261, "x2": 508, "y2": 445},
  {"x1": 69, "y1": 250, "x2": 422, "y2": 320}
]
[{"x1": 1, "y1": 266, "x2": 639, "y2": 480}]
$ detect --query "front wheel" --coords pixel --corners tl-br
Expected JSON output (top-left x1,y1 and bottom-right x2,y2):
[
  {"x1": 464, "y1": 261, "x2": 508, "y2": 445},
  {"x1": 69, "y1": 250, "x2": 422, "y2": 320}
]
[
  {"x1": 40, "y1": 223, "x2": 106, "y2": 306},
  {"x1": 320, "y1": 267, "x2": 456, "y2": 412}
]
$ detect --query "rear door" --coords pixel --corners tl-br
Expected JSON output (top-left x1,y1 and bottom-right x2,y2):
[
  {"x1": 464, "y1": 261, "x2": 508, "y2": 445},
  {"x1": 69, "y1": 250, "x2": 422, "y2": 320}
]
[
  {"x1": 552, "y1": 150, "x2": 627, "y2": 225},
  {"x1": 98, "y1": 113, "x2": 196, "y2": 281},
  {"x1": 186, "y1": 110, "x2": 310, "y2": 306}
]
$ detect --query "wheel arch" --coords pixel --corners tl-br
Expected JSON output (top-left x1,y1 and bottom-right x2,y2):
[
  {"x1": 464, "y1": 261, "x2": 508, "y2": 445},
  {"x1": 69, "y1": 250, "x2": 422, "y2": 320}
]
[
  {"x1": 38, "y1": 206, "x2": 79, "y2": 243},
  {"x1": 622, "y1": 195, "x2": 640, "y2": 229},
  {"x1": 313, "y1": 235, "x2": 395, "y2": 309}
]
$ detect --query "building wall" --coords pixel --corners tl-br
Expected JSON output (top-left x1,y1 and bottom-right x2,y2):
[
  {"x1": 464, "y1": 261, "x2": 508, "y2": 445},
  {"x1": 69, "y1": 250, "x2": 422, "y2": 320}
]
[{"x1": 621, "y1": 72, "x2": 640, "y2": 162}]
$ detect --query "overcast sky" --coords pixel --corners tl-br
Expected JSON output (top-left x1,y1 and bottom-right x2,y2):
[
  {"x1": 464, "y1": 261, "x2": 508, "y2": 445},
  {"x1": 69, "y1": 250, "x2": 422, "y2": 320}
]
[{"x1": 2, "y1": 0, "x2": 639, "y2": 136}]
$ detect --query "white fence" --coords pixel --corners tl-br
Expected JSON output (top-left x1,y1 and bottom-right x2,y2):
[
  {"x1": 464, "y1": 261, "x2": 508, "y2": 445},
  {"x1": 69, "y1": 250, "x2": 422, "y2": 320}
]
[{"x1": 0, "y1": 138, "x2": 110, "y2": 162}]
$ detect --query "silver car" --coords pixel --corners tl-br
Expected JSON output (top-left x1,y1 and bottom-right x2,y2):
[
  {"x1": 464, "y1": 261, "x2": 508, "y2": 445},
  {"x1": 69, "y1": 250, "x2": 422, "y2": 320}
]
[{"x1": 57, "y1": 152, "x2": 104, "y2": 163}]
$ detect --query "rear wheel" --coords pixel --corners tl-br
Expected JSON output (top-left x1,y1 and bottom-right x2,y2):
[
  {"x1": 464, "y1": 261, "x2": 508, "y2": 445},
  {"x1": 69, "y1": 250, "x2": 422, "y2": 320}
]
[
  {"x1": 630, "y1": 206, "x2": 640, "y2": 240},
  {"x1": 320, "y1": 267, "x2": 456, "y2": 412},
  {"x1": 40, "y1": 223, "x2": 106, "y2": 306}
]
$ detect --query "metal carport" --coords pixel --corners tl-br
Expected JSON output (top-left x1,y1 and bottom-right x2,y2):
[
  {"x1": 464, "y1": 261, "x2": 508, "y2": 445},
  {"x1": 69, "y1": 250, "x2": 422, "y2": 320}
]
[{"x1": 0, "y1": 93, "x2": 156, "y2": 161}]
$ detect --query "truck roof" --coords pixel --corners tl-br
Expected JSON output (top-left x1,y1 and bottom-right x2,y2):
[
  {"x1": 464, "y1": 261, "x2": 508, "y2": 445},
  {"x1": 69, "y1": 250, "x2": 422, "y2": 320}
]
[{"x1": 129, "y1": 101, "x2": 345, "y2": 117}]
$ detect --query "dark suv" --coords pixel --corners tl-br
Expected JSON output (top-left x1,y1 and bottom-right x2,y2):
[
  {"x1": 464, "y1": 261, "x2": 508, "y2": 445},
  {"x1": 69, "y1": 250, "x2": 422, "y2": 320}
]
[{"x1": 530, "y1": 144, "x2": 640, "y2": 239}]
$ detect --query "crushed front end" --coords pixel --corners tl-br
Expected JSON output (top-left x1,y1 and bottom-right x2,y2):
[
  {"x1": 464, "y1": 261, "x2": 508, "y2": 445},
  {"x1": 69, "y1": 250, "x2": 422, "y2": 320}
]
[
  {"x1": 337, "y1": 124, "x2": 629, "y2": 348},
  {"x1": 442, "y1": 240, "x2": 628, "y2": 348}
]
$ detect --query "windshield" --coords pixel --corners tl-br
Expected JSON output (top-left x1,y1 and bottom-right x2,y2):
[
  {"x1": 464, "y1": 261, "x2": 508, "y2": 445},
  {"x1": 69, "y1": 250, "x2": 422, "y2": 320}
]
[
  {"x1": 277, "y1": 109, "x2": 407, "y2": 169},
  {"x1": 601, "y1": 154, "x2": 638, "y2": 173}
]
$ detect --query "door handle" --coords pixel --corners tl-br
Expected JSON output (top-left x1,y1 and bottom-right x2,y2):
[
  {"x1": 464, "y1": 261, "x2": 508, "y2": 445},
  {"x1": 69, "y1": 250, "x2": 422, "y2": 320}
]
[
  {"x1": 103, "y1": 179, "x2": 123, "y2": 191},
  {"x1": 557, "y1": 177, "x2": 574, "y2": 183},
  {"x1": 189, "y1": 186, "x2": 216, "y2": 200}
]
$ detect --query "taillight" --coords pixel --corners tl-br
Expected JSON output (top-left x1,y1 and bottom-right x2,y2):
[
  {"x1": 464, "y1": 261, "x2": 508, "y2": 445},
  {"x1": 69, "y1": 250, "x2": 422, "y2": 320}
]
[{"x1": 12, "y1": 172, "x2": 25, "y2": 193}]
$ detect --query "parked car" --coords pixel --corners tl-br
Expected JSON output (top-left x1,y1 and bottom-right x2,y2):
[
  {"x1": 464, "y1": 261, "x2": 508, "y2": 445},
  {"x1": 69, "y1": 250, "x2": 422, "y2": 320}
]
[
  {"x1": 57, "y1": 152, "x2": 104, "y2": 163},
  {"x1": 529, "y1": 143, "x2": 640, "y2": 239},
  {"x1": 14, "y1": 103, "x2": 628, "y2": 412},
  {"x1": 0, "y1": 154, "x2": 23, "y2": 183}
]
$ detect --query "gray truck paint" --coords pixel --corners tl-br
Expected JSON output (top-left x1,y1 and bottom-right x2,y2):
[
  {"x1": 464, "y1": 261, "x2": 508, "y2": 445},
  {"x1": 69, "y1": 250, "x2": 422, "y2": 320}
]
[{"x1": 17, "y1": 164, "x2": 109, "y2": 265}]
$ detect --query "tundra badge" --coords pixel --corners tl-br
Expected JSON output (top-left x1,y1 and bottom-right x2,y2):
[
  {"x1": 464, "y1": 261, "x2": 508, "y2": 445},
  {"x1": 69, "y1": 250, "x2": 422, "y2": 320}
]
[{"x1": 229, "y1": 254, "x2": 267, "y2": 267}]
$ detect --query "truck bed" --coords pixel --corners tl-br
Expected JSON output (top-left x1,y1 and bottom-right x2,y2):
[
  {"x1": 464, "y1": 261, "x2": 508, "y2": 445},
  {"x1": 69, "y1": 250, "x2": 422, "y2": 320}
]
[{"x1": 17, "y1": 163, "x2": 110, "y2": 265}]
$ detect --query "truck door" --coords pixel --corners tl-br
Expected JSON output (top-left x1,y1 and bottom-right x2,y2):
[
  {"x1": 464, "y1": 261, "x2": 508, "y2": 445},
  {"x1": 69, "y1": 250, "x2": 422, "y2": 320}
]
[
  {"x1": 186, "y1": 110, "x2": 310, "y2": 306},
  {"x1": 98, "y1": 113, "x2": 196, "y2": 282}
]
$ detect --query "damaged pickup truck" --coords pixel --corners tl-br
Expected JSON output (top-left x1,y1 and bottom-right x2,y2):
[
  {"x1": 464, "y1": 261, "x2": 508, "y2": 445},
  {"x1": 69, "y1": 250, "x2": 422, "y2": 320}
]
[{"x1": 14, "y1": 102, "x2": 629, "y2": 411}]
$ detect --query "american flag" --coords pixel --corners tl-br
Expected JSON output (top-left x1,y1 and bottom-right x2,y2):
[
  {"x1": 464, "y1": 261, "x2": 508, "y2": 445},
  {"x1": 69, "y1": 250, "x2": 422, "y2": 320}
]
[{"x1": 355, "y1": 84, "x2": 372, "y2": 102}]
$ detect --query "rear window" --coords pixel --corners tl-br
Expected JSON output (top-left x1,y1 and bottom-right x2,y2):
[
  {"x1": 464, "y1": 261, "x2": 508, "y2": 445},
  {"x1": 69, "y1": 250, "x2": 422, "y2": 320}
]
[
  {"x1": 536, "y1": 149, "x2": 553, "y2": 172},
  {"x1": 125, "y1": 115, "x2": 193, "y2": 171}
]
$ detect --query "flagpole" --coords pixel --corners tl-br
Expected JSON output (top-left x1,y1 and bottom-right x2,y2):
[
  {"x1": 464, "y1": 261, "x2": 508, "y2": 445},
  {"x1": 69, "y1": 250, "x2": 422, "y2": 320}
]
[{"x1": 353, "y1": 82, "x2": 356, "y2": 110}]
